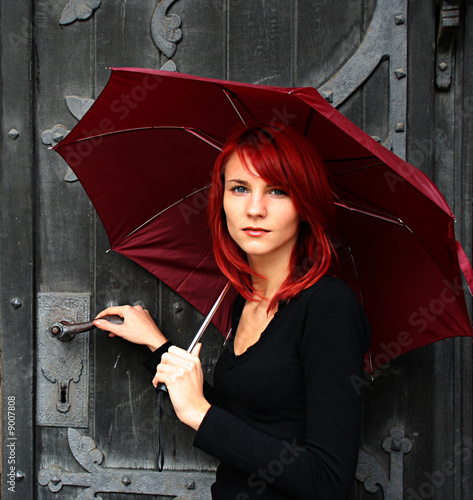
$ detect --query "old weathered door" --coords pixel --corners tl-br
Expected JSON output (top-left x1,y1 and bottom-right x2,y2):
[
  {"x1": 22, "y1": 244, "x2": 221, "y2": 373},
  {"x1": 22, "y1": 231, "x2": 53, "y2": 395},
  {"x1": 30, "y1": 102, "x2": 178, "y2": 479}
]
[{"x1": 1, "y1": 0, "x2": 472, "y2": 499}]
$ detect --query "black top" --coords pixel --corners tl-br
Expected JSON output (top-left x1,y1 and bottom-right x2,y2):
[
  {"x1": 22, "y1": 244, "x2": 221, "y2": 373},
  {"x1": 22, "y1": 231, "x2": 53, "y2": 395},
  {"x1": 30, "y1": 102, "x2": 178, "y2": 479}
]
[{"x1": 145, "y1": 276, "x2": 371, "y2": 499}]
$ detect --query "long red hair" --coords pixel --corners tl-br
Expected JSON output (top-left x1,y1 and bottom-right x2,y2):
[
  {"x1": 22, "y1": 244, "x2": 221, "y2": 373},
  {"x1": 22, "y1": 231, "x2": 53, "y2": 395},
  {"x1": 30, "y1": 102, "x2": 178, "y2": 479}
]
[{"x1": 208, "y1": 124, "x2": 336, "y2": 310}]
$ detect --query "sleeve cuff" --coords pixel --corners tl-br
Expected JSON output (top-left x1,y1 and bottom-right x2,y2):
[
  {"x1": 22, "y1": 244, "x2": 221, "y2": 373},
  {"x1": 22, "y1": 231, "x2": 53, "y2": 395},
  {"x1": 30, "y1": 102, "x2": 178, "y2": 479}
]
[
  {"x1": 143, "y1": 341, "x2": 173, "y2": 374},
  {"x1": 193, "y1": 405, "x2": 222, "y2": 452}
]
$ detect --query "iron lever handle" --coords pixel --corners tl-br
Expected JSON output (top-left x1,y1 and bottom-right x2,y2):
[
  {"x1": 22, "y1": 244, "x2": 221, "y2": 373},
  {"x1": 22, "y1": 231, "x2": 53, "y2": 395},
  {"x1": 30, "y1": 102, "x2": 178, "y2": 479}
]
[{"x1": 50, "y1": 315, "x2": 123, "y2": 341}]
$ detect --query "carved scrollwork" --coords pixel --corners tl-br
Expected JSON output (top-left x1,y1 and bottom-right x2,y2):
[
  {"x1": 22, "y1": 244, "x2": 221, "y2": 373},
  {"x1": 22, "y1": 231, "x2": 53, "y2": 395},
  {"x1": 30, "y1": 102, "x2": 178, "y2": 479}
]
[
  {"x1": 41, "y1": 97, "x2": 94, "y2": 182},
  {"x1": 60, "y1": 0, "x2": 101, "y2": 25},
  {"x1": 318, "y1": 0, "x2": 408, "y2": 158},
  {"x1": 356, "y1": 425, "x2": 412, "y2": 500},
  {"x1": 356, "y1": 449, "x2": 390, "y2": 494},
  {"x1": 151, "y1": 0, "x2": 183, "y2": 59},
  {"x1": 38, "y1": 428, "x2": 215, "y2": 499},
  {"x1": 65, "y1": 96, "x2": 95, "y2": 120}
]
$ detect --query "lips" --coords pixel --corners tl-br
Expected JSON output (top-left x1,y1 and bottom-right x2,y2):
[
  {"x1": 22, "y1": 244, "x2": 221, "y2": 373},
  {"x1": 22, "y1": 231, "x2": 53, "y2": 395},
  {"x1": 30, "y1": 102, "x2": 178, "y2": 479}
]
[{"x1": 243, "y1": 227, "x2": 270, "y2": 237}]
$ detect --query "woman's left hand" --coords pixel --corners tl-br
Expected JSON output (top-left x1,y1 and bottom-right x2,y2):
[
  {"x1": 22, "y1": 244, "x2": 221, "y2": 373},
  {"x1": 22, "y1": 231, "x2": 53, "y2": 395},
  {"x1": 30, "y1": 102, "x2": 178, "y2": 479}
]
[{"x1": 153, "y1": 344, "x2": 210, "y2": 430}]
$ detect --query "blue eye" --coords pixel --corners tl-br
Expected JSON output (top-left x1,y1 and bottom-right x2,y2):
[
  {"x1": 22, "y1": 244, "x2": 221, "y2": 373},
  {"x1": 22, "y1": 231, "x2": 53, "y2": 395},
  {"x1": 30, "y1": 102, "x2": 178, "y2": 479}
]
[
  {"x1": 271, "y1": 188, "x2": 287, "y2": 196},
  {"x1": 231, "y1": 186, "x2": 247, "y2": 193}
]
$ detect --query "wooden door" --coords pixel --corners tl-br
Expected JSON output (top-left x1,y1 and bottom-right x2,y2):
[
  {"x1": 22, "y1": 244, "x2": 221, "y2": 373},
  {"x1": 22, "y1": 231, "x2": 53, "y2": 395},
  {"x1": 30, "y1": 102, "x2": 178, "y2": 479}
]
[{"x1": 1, "y1": 1, "x2": 471, "y2": 498}]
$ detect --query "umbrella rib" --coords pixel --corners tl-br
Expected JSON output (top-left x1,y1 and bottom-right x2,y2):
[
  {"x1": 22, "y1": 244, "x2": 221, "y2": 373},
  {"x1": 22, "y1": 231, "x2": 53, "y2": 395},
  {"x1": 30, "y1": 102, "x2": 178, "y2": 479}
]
[
  {"x1": 55, "y1": 126, "x2": 221, "y2": 147},
  {"x1": 324, "y1": 156, "x2": 378, "y2": 163},
  {"x1": 333, "y1": 201, "x2": 411, "y2": 230},
  {"x1": 329, "y1": 161, "x2": 385, "y2": 177},
  {"x1": 222, "y1": 89, "x2": 251, "y2": 127},
  {"x1": 303, "y1": 108, "x2": 315, "y2": 137},
  {"x1": 112, "y1": 186, "x2": 210, "y2": 248},
  {"x1": 185, "y1": 128, "x2": 224, "y2": 151}
]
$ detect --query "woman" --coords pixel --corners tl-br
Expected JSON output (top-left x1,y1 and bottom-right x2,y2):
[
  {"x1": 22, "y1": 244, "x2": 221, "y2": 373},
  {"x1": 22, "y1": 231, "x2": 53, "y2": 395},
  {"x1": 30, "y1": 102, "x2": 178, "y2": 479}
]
[{"x1": 94, "y1": 124, "x2": 371, "y2": 499}]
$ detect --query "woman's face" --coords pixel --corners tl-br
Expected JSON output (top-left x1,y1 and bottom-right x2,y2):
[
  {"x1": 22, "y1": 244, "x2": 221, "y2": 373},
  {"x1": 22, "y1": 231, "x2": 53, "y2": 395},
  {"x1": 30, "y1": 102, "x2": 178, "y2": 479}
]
[{"x1": 222, "y1": 152, "x2": 300, "y2": 266}]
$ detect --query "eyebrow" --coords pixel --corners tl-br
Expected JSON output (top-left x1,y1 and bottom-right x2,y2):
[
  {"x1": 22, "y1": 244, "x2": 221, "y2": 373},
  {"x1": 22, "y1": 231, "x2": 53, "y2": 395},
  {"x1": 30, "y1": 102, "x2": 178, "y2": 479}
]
[{"x1": 225, "y1": 178, "x2": 251, "y2": 186}]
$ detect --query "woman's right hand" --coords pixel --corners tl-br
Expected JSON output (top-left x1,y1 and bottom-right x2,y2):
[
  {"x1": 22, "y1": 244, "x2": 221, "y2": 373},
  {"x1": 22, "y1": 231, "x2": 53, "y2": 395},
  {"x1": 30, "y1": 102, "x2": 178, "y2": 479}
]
[{"x1": 93, "y1": 305, "x2": 168, "y2": 351}]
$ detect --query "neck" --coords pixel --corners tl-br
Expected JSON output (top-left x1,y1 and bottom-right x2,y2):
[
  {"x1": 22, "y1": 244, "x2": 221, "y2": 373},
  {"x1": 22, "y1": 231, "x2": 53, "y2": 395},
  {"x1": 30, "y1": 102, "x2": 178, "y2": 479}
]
[{"x1": 248, "y1": 255, "x2": 290, "y2": 303}]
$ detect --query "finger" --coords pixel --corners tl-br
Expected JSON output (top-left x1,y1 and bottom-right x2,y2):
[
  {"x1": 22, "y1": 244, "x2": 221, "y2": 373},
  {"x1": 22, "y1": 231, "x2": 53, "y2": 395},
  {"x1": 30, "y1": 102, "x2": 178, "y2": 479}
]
[
  {"x1": 94, "y1": 305, "x2": 128, "y2": 320},
  {"x1": 161, "y1": 349, "x2": 197, "y2": 369},
  {"x1": 168, "y1": 345, "x2": 199, "y2": 360},
  {"x1": 93, "y1": 318, "x2": 124, "y2": 336},
  {"x1": 153, "y1": 363, "x2": 173, "y2": 387},
  {"x1": 191, "y1": 343, "x2": 202, "y2": 357}
]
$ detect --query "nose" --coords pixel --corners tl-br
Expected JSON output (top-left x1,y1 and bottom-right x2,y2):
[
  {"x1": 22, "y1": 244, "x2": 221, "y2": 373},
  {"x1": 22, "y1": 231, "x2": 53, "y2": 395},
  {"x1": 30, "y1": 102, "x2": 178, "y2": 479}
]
[{"x1": 246, "y1": 192, "x2": 267, "y2": 218}]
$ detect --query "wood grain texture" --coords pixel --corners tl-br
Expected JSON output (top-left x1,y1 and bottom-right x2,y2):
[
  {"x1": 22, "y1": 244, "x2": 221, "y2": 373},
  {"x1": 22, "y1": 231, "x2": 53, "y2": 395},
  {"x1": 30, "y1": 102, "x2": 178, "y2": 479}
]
[{"x1": 1, "y1": 0, "x2": 472, "y2": 498}]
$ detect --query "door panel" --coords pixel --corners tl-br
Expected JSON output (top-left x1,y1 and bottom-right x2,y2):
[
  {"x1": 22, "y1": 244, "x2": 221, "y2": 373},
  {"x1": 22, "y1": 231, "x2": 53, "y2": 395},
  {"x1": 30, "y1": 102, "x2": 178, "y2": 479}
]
[{"x1": 1, "y1": 1, "x2": 471, "y2": 499}]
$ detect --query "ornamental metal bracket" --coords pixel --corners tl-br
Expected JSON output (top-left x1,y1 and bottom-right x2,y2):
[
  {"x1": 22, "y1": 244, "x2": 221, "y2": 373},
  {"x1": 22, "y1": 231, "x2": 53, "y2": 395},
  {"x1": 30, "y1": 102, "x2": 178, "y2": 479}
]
[
  {"x1": 38, "y1": 428, "x2": 215, "y2": 499},
  {"x1": 60, "y1": 0, "x2": 101, "y2": 25},
  {"x1": 356, "y1": 425, "x2": 412, "y2": 500},
  {"x1": 318, "y1": 0, "x2": 408, "y2": 159},
  {"x1": 41, "y1": 96, "x2": 93, "y2": 182},
  {"x1": 151, "y1": 0, "x2": 183, "y2": 59},
  {"x1": 435, "y1": 0, "x2": 465, "y2": 90}
]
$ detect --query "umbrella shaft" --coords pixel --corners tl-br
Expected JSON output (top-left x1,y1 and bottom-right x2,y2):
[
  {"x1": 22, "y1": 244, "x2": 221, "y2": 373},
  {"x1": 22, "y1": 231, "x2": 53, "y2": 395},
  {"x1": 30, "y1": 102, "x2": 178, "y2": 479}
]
[{"x1": 187, "y1": 282, "x2": 231, "y2": 353}]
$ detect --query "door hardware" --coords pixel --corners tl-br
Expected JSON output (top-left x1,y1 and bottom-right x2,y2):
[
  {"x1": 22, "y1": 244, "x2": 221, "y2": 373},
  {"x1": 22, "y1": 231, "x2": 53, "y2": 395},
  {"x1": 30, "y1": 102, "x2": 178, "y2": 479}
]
[{"x1": 50, "y1": 315, "x2": 123, "y2": 341}]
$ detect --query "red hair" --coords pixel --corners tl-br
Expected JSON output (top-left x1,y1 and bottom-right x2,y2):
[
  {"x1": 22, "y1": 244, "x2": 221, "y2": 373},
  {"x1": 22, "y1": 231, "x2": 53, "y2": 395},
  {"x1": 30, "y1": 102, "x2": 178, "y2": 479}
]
[{"x1": 208, "y1": 124, "x2": 336, "y2": 310}]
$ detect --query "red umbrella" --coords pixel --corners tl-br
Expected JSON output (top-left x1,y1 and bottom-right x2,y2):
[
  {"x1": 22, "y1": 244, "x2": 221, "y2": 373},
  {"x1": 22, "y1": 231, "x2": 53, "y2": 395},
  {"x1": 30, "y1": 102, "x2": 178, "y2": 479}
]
[{"x1": 54, "y1": 67, "x2": 472, "y2": 372}]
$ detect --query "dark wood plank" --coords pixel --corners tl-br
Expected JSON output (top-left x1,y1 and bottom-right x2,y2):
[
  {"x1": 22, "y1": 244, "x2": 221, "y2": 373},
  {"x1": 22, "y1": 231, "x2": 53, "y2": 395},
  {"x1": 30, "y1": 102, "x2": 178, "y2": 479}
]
[
  {"x1": 35, "y1": 3, "x2": 95, "y2": 292},
  {"x1": 0, "y1": 1, "x2": 35, "y2": 497},
  {"x1": 173, "y1": 0, "x2": 227, "y2": 78},
  {"x1": 228, "y1": 0, "x2": 294, "y2": 85},
  {"x1": 296, "y1": 0, "x2": 366, "y2": 88}
]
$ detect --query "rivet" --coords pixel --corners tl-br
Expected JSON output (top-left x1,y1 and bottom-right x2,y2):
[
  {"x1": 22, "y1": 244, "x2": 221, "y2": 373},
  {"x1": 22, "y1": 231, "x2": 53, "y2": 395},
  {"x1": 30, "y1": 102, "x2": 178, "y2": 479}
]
[
  {"x1": 186, "y1": 480, "x2": 196, "y2": 490},
  {"x1": 53, "y1": 131, "x2": 65, "y2": 142},
  {"x1": 391, "y1": 439, "x2": 402, "y2": 451},
  {"x1": 11, "y1": 298, "x2": 22, "y2": 309},
  {"x1": 438, "y1": 62, "x2": 448, "y2": 71},
  {"x1": 122, "y1": 476, "x2": 132, "y2": 486},
  {"x1": 173, "y1": 302, "x2": 183, "y2": 313},
  {"x1": 15, "y1": 470, "x2": 25, "y2": 481},
  {"x1": 8, "y1": 129, "x2": 19, "y2": 140},
  {"x1": 321, "y1": 91, "x2": 334, "y2": 103},
  {"x1": 394, "y1": 14, "x2": 405, "y2": 25},
  {"x1": 395, "y1": 123, "x2": 405, "y2": 132},
  {"x1": 394, "y1": 68, "x2": 407, "y2": 79}
]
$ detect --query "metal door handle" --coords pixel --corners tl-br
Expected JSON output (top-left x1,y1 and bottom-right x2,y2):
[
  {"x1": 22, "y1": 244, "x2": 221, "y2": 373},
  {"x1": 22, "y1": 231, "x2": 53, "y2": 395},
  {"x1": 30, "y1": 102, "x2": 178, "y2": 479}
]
[{"x1": 50, "y1": 315, "x2": 123, "y2": 341}]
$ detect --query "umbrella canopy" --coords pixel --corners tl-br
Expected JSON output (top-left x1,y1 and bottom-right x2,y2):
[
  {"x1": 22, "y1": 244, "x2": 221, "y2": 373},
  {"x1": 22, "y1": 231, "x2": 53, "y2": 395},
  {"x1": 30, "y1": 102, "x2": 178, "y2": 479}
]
[{"x1": 54, "y1": 67, "x2": 472, "y2": 371}]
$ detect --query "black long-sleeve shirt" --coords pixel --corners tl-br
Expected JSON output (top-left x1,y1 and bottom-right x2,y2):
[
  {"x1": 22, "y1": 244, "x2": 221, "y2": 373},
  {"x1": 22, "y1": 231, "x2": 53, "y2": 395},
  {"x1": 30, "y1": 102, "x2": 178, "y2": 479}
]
[{"x1": 145, "y1": 276, "x2": 370, "y2": 499}]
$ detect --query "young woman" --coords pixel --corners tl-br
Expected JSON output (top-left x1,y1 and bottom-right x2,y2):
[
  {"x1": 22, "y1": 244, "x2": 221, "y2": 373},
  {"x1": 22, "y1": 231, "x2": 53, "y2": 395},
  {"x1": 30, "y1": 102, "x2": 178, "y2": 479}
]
[{"x1": 94, "y1": 124, "x2": 371, "y2": 499}]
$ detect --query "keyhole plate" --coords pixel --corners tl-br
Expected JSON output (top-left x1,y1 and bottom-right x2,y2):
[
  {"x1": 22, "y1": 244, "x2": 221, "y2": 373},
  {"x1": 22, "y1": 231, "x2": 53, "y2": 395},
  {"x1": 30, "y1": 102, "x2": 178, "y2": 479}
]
[{"x1": 36, "y1": 293, "x2": 90, "y2": 427}]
